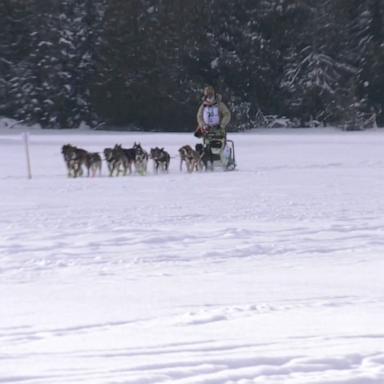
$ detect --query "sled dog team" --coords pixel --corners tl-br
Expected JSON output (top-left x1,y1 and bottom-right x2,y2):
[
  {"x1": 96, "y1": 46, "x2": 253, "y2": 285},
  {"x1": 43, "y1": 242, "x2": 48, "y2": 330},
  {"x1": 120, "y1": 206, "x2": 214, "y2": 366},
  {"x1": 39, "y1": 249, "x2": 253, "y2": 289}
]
[
  {"x1": 61, "y1": 85, "x2": 233, "y2": 177},
  {"x1": 61, "y1": 142, "x2": 214, "y2": 178}
]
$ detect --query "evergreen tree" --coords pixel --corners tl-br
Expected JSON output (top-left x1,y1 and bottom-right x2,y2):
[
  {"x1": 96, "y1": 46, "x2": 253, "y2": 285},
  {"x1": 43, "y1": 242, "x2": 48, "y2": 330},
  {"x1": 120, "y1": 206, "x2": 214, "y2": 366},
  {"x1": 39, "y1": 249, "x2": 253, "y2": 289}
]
[
  {"x1": 189, "y1": 0, "x2": 283, "y2": 129},
  {"x1": 0, "y1": 0, "x2": 34, "y2": 118},
  {"x1": 1, "y1": 0, "x2": 384, "y2": 129},
  {"x1": 280, "y1": 0, "x2": 357, "y2": 124},
  {"x1": 355, "y1": 0, "x2": 384, "y2": 124},
  {"x1": 4, "y1": 0, "x2": 105, "y2": 128}
]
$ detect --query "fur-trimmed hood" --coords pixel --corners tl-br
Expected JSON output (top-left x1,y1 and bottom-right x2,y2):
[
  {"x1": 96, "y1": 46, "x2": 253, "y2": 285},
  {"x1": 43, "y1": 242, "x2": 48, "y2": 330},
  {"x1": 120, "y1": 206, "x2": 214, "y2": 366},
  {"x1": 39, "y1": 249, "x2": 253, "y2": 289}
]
[{"x1": 202, "y1": 93, "x2": 223, "y2": 106}]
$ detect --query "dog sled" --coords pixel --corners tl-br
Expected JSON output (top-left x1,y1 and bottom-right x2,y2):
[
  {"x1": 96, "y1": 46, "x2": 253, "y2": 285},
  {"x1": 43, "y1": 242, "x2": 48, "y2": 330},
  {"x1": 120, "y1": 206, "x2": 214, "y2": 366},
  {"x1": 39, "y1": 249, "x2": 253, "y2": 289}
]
[{"x1": 195, "y1": 126, "x2": 236, "y2": 171}]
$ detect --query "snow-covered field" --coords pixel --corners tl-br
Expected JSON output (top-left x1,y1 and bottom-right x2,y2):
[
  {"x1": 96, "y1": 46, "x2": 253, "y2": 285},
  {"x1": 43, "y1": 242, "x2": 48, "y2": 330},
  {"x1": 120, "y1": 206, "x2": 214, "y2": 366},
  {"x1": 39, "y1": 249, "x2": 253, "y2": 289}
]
[{"x1": 1, "y1": 126, "x2": 384, "y2": 384}]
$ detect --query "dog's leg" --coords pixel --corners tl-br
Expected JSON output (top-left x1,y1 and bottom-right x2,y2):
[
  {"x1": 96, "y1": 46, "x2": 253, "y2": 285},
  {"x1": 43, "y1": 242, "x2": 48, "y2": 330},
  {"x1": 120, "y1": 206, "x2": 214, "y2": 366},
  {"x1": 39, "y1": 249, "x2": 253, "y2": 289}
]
[
  {"x1": 71, "y1": 161, "x2": 77, "y2": 177},
  {"x1": 66, "y1": 161, "x2": 71, "y2": 177},
  {"x1": 115, "y1": 161, "x2": 121, "y2": 176},
  {"x1": 73, "y1": 162, "x2": 79, "y2": 178},
  {"x1": 78, "y1": 163, "x2": 83, "y2": 177},
  {"x1": 71, "y1": 164, "x2": 76, "y2": 178},
  {"x1": 145, "y1": 159, "x2": 148, "y2": 175},
  {"x1": 67, "y1": 161, "x2": 73, "y2": 177},
  {"x1": 187, "y1": 159, "x2": 193, "y2": 173},
  {"x1": 112, "y1": 160, "x2": 119, "y2": 176}
]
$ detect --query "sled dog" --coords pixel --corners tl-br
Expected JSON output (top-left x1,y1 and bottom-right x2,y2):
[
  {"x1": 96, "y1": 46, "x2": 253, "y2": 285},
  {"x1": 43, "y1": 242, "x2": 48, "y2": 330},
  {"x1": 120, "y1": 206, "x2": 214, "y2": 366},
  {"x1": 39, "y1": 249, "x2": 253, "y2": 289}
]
[
  {"x1": 61, "y1": 144, "x2": 89, "y2": 177},
  {"x1": 133, "y1": 143, "x2": 148, "y2": 175},
  {"x1": 195, "y1": 143, "x2": 214, "y2": 171},
  {"x1": 178, "y1": 145, "x2": 202, "y2": 172},
  {"x1": 103, "y1": 148, "x2": 115, "y2": 176},
  {"x1": 86, "y1": 152, "x2": 102, "y2": 177},
  {"x1": 110, "y1": 144, "x2": 130, "y2": 176},
  {"x1": 150, "y1": 147, "x2": 170, "y2": 173}
]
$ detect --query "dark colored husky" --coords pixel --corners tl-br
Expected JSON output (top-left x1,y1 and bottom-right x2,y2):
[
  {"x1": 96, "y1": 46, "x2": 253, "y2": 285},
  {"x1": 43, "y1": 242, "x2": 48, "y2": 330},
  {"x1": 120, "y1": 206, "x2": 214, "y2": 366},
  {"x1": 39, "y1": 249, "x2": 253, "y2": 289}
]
[
  {"x1": 133, "y1": 143, "x2": 148, "y2": 175},
  {"x1": 61, "y1": 144, "x2": 102, "y2": 177},
  {"x1": 61, "y1": 144, "x2": 88, "y2": 177},
  {"x1": 61, "y1": 144, "x2": 75, "y2": 177},
  {"x1": 150, "y1": 147, "x2": 170, "y2": 173},
  {"x1": 122, "y1": 145, "x2": 136, "y2": 174},
  {"x1": 86, "y1": 152, "x2": 102, "y2": 177},
  {"x1": 110, "y1": 143, "x2": 146, "y2": 176},
  {"x1": 103, "y1": 148, "x2": 115, "y2": 176},
  {"x1": 110, "y1": 144, "x2": 130, "y2": 176},
  {"x1": 195, "y1": 143, "x2": 214, "y2": 171}
]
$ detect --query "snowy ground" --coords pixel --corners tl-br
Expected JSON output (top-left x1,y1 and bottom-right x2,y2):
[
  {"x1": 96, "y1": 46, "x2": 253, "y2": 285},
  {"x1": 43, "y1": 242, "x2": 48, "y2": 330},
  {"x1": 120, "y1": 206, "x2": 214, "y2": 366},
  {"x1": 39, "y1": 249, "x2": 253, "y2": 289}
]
[{"x1": 1, "y1": 126, "x2": 384, "y2": 384}]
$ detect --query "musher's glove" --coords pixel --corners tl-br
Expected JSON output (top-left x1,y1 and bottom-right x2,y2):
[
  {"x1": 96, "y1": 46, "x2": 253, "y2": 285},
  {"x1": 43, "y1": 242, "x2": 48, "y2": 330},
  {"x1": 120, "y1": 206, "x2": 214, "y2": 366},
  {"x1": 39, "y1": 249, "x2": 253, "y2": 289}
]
[{"x1": 194, "y1": 126, "x2": 206, "y2": 138}]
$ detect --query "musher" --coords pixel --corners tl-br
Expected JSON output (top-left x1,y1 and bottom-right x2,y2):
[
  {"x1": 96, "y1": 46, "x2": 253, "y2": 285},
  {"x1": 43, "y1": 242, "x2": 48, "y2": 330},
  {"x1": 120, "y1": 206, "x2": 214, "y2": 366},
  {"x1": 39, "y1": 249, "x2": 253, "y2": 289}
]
[{"x1": 195, "y1": 85, "x2": 231, "y2": 140}]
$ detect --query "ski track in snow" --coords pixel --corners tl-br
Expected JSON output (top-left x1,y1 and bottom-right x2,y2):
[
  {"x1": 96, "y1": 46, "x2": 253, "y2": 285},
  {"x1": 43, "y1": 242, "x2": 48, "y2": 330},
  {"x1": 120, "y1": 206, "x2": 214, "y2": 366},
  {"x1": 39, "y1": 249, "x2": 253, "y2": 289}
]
[{"x1": 1, "y1": 129, "x2": 384, "y2": 383}]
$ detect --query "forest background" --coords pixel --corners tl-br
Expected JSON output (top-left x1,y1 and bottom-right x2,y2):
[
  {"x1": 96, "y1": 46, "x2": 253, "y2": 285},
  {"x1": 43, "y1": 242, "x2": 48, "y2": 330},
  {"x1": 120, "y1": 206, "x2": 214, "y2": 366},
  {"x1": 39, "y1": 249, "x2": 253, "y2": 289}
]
[{"x1": 1, "y1": 0, "x2": 383, "y2": 131}]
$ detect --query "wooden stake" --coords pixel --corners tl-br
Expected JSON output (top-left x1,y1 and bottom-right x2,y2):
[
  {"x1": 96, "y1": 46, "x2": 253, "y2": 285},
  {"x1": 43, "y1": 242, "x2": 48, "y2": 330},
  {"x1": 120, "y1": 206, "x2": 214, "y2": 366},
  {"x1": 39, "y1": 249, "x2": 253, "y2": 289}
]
[{"x1": 23, "y1": 132, "x2": 32, "y2": 179}]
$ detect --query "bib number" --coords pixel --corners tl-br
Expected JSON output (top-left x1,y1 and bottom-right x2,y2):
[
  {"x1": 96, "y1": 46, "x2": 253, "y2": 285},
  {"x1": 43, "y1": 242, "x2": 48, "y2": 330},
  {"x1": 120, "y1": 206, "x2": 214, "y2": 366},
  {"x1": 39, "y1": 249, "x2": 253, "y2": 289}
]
[{"x1": 203, "y1": 106, "x2": 220, "y2": 126}]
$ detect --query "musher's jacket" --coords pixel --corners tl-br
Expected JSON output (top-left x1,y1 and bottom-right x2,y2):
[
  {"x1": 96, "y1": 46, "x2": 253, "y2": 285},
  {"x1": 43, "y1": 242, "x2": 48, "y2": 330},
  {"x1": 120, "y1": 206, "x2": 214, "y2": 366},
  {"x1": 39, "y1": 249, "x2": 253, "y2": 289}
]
[{"x1": 197, "y1": 94, "x2": 231, "y2": 136}]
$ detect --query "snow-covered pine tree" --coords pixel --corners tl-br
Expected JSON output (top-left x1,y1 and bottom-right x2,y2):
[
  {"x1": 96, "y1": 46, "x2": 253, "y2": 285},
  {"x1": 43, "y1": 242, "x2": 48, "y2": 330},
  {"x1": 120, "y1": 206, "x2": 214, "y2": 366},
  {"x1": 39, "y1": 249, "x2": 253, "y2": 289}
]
[
  {"x1": 351, "y1": 0, "x2": 384, "y2": 125},
  {"x1": 2, "y1": 0, "x2": 383, "y2": 129},
  {"x1": 280, "y1": 0, "x2": 357, "y2": 125},
  {"x1": 93, "y1": 0, "x2": 152, "y2": 127},
  {"x1": 198, "y1": 0, "x2": 281, "y2": 130},
  {"x1": 94, "y1": 0, "x2": 206, "y2": 130},
  {"x1": 0, "y1": 0, "x2": 35, "y2": 119},
  {"x1": 6, "y1": 0, "x2": 105, "y2": 128}
]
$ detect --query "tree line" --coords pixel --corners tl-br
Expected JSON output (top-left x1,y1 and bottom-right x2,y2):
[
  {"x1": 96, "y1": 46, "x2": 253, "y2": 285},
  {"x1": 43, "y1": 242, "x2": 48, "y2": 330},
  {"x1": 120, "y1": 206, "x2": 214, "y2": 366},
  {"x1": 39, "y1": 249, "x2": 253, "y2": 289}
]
[{"x1": 1, "y1": 0, "x2": 383, "y2": 131}]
